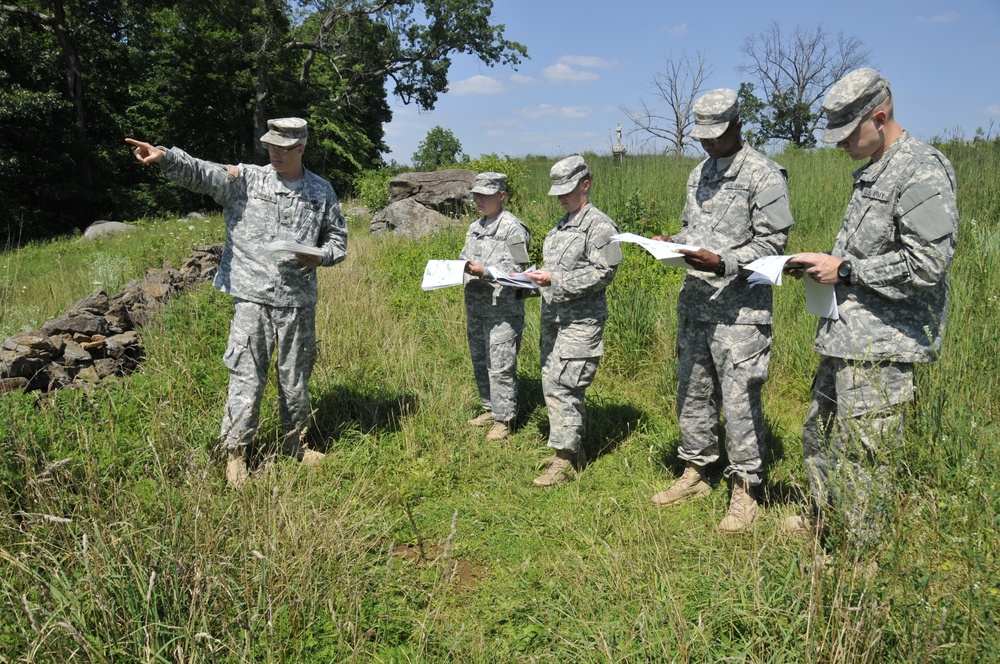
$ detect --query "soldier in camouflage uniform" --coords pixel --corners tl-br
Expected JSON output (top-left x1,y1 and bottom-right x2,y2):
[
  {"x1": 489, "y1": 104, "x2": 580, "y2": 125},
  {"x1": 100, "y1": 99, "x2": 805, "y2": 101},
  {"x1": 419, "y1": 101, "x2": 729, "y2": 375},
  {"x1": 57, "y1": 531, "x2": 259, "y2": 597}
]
[
  {"x1": 647, "y1": 89, "x2": 794, "y2": 533},
  {"x1": 524, "y1": 156, "x2": 622, "y2": 487},
  {"x1": 126, "y1": 117, "x2": 348, "y2": 488},
  {"x1": 788, "y1": 68, "x2": 958, "y2": 548},
  {"x1": 461, "y1": 172, "x2": 531, "y2": 441}
]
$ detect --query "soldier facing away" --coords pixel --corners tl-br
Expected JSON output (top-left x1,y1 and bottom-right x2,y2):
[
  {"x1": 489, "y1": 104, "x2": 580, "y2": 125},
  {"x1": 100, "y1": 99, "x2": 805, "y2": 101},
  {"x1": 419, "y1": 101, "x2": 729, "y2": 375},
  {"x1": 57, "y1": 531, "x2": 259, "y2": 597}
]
[
  {"x1": 648, "y1": 88, "x2": 794, "y2": 533},
  {"x1": 461, "y1": 172, "x2": 531, "y2": 441},
  {"x1": 126, "y1": 117, "x2": 348, "y2": 488},
  {"x1": 787, "y1": 68, "x2": 959, "y2": 550}
]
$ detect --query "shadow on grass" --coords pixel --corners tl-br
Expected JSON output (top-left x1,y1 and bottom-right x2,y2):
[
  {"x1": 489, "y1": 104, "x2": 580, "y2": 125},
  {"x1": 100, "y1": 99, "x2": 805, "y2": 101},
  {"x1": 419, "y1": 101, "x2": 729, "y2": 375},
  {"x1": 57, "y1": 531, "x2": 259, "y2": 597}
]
[
  {"x1": 647, "y1": 416, "x2": 807, "y2": 504},
  {"x1": 309, "y1": 383, "x2": 419, "y2": 448},
  {"x1": 518, "y1": 374, "x2": 644, "y2": 462}
]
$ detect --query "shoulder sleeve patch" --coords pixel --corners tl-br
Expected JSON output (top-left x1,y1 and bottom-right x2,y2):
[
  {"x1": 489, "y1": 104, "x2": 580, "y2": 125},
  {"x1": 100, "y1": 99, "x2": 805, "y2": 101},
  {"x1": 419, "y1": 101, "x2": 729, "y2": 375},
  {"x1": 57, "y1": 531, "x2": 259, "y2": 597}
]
[
  {"x1": 506, "y1": 237, "x2": 530, "y2": 263},
  {"x1": 226, "y1": 165, "x2": 240, "y2": 179},
  {"x1": 600, "y1": 240, "x2": 623, "y2": 266},
  {"x1": 755, "y1": 183, "x2": 794, "y2": 230},
  {"x1": 900, "y1": 183, "x2": 952, "y2": 242}
]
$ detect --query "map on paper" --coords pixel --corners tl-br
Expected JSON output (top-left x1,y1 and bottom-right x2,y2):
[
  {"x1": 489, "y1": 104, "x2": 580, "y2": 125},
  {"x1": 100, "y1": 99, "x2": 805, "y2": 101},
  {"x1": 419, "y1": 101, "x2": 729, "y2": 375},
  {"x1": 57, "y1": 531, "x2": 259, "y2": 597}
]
[
  {"x1": 610, "y1": 232, "x2": 700, "y2": 269},
  {"x1": 421, "y1": 260, "x2": 467, "y2": 290}
]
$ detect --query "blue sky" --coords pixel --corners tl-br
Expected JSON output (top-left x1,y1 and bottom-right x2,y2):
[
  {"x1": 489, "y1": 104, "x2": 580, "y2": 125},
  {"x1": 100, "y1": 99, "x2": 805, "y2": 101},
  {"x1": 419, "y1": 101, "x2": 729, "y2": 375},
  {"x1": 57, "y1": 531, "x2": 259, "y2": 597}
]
[{"x1": 381, "y1": 0, "x2": 1000, "y2": 164}]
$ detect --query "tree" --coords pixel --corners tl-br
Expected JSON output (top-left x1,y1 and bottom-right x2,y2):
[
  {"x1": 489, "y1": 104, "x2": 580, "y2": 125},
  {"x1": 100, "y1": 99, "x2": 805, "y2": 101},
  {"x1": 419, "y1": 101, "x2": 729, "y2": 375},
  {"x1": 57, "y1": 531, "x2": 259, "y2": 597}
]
[
  {"x1": 738, "y1": 21, "x2": 871, "y2": 148},
  {"x1": 412, "y1": 125, "x2": 463, "y2": 170},
  {"x1": 0, "y1": 0, "x2": 527, "y2": 239},
  {"x1": 622, "y1": 51, "x2": 714, "y2": 156}
]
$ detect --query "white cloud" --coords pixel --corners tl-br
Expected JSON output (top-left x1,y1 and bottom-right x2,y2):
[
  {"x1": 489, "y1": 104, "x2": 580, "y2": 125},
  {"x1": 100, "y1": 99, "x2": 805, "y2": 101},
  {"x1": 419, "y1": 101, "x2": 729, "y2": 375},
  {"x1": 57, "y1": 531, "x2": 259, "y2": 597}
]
[
  {"x1": 450, "y1": 74, "x2": 504, "y2": 96},
  {"x1": 515, "y1": 104, "x2": 593, "y2": 120},
  {"x1": 916, "y1": 11, "x2": 959, "y2": 24},
  {"x1": 985, "y1": 105, "x2": 1000, "y2": 116},
  {"x1": 664, "y1": 23, "x2": 688, "y2": 36},
  {"x1": 510, "y1": 73, "x2": 539, "y2": 85},
  {"x1": 558, "y1": 55, "x2": 618, "y2": 69},
  {"x1": 543, "y1": 63, "x2": 600, "y2": 84}
]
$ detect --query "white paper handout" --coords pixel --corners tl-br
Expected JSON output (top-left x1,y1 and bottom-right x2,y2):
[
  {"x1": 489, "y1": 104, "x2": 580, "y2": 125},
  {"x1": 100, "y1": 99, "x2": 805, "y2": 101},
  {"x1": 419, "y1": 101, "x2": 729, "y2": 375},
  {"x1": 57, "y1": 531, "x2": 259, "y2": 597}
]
[
  {"x1": 610, "y1": 232, "x2": 700, "y2": 269},
  {"x1": 743, "y1": 255, "x2": 839, "y2": 320},
  {"x1": 421, "y1": 260, "x2": 467, "y2": 290},
  {"x1": 267, "y1": 240, "x2": 325, "y2": 258},
  {"x1": 488, "y1": 265, "x2": 540, "y2": 289}
]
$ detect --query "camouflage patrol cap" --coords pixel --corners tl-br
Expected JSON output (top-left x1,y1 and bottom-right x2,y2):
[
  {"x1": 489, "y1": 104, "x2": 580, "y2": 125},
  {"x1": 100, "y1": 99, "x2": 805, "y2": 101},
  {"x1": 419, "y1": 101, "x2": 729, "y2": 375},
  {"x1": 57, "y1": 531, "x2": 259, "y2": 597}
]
[
  {"x1": 547, "y1": 155, "x2": 590, "y2": 196},
  {"x1": 689, "y1": 89, "x2": 740, "y2": 140},
  {"x1": 470, "y1": 172, "x2": 508, "y2": 195},
  {"x1": 260, "y1": 117, "x2": 309, "y2": 148},
  {"x1": 821, "y1": 68, "x2": 891, "y2": 144}
]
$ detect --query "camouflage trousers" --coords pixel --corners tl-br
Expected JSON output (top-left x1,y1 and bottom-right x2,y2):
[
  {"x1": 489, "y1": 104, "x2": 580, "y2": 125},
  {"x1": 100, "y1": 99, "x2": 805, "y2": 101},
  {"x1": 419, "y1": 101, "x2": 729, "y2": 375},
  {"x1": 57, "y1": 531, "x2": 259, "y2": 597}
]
[
  {"x1": 802, "y1": 355, "x2": 913, "y2": 548},
  {"x1": 219, "y1": 299, "x2": 317, "y2": 451},
  {"x1": 467, "y1": 314, "x2": 524, "y2": 423},
  {"x1": 540, "y1": 317, "x2": 604, "y2": 453},
  {"x1": 675, "y1": 318, "x2": 770, "y2": 485}
]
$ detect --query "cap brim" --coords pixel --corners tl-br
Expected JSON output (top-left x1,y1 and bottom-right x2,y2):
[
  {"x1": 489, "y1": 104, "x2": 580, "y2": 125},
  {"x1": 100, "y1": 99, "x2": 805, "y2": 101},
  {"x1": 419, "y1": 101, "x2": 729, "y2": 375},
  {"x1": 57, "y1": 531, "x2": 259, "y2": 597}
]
[
  {"x1": 690, "y1": 121, "x2": 729, "y2": 140},
  {"x1": 260, "y1": 132, "x2": 302, "y2": 148},
  {"x1": 821, "y1": 117, "x2": 862, "y2": 144},
  {"x1": 470, "y1": 185, "x2": 500, "y2": 195},
  {"x1": 547, "y1": 179, "x2": 581, "y2": 196}
]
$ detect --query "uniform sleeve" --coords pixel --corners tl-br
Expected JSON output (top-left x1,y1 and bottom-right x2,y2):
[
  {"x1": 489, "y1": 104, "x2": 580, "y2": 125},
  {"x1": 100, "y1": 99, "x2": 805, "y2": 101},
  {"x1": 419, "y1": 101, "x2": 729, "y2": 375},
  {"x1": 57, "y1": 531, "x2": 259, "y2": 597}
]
[
  {"x1": 318, "y1": 191, "x2": 348, "y2": 267},
  {"x1": 158, "y1": 147, "x2": 242, "y2": 208},
  {"x1": 549, "y1": 215, "x2": 621, "y2": 302},
  {"x1": 853, "y1": 159, "x2": 958, "y2": 299},
  {"x1": 671, "y1": 169, "x2": 701, "y2": 245},
  {"x1": 722, "y1": 169, "x2": 793, "y2": 273}
]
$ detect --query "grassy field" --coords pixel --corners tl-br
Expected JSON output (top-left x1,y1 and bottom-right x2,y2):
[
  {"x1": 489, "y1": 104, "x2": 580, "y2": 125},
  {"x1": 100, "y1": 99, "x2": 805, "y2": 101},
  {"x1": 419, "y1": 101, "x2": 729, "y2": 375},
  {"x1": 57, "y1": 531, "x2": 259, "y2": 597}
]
[{"x1": 1, "y1": 141, "x2": 998, "y2": 662}]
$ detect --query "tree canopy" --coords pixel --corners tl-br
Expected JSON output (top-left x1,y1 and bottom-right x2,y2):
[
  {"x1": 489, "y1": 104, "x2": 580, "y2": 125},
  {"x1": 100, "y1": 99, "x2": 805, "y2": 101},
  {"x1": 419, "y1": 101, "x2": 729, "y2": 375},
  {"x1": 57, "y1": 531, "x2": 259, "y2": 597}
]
[
  {"x1": 412, "y1": 125, "x2": 464, "y2": 170},
  {"x1": 0, "y1": 0, "x2": 526, "y2": 241}
]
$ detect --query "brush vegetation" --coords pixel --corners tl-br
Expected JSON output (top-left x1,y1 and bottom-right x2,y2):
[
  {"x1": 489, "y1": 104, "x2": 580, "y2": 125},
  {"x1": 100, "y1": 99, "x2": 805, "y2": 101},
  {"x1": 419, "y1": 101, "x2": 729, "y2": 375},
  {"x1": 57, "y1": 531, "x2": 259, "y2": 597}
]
[{"x1": 1, "y1": 141, "x2": 998, "y2": 662}]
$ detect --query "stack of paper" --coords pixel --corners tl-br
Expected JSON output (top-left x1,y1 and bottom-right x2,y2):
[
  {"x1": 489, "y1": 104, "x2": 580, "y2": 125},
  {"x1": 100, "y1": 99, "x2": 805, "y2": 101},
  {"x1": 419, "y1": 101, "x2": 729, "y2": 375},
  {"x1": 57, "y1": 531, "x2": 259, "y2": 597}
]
[
  {"x1": 266, "y1": 240, "x2": 325, "y2": 258},
  {"x1": 488, "y1": 265, "x2": 539, "y2": 289},
  {"x1": 743, "y1": 255, "x2": 839, "y2": 320}
]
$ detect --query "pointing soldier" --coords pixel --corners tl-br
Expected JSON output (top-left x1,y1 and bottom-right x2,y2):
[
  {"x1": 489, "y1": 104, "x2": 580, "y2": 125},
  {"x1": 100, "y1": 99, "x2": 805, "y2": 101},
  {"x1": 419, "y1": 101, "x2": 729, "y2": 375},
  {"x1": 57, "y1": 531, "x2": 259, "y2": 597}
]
[
  {"x1": 787, "y1": 68, "x2": 959, "y2": 549},
  {"x1": 648, "y1": 88, "x2": 794, "y2": 533},
  {"x1": 126, "y1": 117, "x2": 348, "y2": 488},
  {"x1": 524, "y1": 155, "x2": 622, "y2": 487},
  {"x1": 461, "y1": 172, "x2": 531, "y2": 441}
]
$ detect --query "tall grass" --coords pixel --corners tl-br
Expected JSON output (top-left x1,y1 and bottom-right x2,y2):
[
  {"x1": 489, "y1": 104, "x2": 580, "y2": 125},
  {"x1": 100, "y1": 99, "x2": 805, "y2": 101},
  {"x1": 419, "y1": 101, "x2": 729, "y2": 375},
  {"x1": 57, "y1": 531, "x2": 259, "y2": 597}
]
[{"x1": 1, "y1": 142, "x2": 998, "y2": 661}]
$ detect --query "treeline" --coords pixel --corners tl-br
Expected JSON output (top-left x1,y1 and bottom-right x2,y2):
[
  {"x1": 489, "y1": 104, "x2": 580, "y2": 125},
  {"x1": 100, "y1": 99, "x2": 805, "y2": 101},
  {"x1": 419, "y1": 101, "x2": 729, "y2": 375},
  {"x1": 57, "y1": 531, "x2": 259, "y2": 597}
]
[{"x1": 0, "y1": 0, "x2": 525, "y2": 242}]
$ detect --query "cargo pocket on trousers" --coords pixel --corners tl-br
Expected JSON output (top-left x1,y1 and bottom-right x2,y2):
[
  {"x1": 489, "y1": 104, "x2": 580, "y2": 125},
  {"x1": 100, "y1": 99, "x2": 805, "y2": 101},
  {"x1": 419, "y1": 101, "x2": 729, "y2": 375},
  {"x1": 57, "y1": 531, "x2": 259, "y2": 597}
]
[
  {"x1": 728, "y1": 326, "x2": 770, "y2": 367},
  {"x1": 222, "y1": 337, "x2": 249, "y2": 371},
  {"x1": 557, "y1": 341, "x2": 603, "y2": 389}
]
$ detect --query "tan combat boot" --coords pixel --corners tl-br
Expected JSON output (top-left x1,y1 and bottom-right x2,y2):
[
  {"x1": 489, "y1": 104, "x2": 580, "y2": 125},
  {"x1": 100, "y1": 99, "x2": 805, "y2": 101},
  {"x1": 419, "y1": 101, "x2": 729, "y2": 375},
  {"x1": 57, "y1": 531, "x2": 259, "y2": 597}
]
[
  {"x1": 485, "y1": 419, "x2": 513, "y2": 441},
  {"x1": 283, "y1": 432, "x2": 326, "y2": 466},
  {"x1": 718, "y1": 476, "x2": 760, "y2": 534},
  {"x1": 226, "y1": 447, "x2": 249, "y2": 488},
  {"x1": 467, "y1": 411, "x2": 494, "y2": 427},
  {"x1": 532, "y1": 450, "x2": 575, "y2": 487},
  {"x1": 650, "y1": 464, "x2": 710, "y2": 506}
]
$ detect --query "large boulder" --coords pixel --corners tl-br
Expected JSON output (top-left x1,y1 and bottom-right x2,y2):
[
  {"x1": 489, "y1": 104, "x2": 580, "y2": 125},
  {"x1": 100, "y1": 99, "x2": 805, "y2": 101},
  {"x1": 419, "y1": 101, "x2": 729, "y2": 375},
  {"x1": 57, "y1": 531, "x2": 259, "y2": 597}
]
[
  {"x1": 369, "y1": 198, "x2": 465, "y2": 239},
  {"x1": 387, "y1": 169, "x2": 476, "y2": 215},
  {"x1": 83, "y1": 221, "x2": 136, "y2": 240}
]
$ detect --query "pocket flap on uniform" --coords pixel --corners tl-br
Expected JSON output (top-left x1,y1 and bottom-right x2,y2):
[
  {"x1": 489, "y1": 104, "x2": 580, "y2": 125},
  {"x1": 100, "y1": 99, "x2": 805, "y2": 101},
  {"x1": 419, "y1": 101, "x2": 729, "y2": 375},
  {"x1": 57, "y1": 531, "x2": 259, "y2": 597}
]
[
  {"x1": 729, "y1": 327, "x2": 770, "y2": 365},
  {"x1": 559, "y1": 340, "x2": 604, "y2": 360}
]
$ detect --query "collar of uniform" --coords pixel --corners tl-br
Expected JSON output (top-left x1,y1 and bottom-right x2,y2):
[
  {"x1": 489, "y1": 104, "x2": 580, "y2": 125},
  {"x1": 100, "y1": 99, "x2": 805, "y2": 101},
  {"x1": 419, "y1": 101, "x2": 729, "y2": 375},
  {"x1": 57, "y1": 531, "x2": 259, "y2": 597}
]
[
  {"x1": 476, "y1": 209, "x2": 506, "y2": 235},
  {"x1": 558, "y1": 203, "x2": 591, "y2": 229},
  {"x1": 704, "y1": 144, "x2": 748, "y2": 182},
  {"x1": 854, "y1": 130, "x2": 910, "y2": 184}
]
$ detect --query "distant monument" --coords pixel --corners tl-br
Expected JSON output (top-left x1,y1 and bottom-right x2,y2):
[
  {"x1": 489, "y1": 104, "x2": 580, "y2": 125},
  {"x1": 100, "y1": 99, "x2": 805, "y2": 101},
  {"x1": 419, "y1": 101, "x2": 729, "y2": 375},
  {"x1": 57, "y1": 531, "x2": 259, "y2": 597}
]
[{"x1": 612, "y1": 122, "x2": 627, "y2": 164}]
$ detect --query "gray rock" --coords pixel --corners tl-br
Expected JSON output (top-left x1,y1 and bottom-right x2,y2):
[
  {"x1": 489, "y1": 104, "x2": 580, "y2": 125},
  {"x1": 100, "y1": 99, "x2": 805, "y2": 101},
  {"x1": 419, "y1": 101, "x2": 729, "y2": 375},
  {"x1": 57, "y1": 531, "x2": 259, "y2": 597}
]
[
  {"x1": 83, "y1": 221, "x2": 135, "y2": 240},
  {"x1": 388, "y1": 169, "x2": 476, "y2": 215},
  {"x1": 369, "y1": 198, "x2": 465, "y2": 239}
]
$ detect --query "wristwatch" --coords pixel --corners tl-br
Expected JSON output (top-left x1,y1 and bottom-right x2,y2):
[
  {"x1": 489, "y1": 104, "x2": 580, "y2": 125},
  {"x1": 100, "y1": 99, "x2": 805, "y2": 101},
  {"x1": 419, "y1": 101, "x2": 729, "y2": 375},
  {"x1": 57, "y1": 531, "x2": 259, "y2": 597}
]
[
  {"x1": 714, "y1": 257, "x2": 726, "y2": 277},
  {"x1": 837, "y1": 260, "x2": 853, "y2": 284}
]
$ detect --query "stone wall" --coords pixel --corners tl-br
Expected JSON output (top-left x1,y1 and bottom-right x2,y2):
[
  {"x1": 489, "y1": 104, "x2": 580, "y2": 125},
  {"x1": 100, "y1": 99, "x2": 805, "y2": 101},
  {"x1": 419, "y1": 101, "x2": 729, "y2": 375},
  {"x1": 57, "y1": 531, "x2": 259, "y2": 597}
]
[{"x1": 1, "y1": 245, "x2": 223, "y2": 395}]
